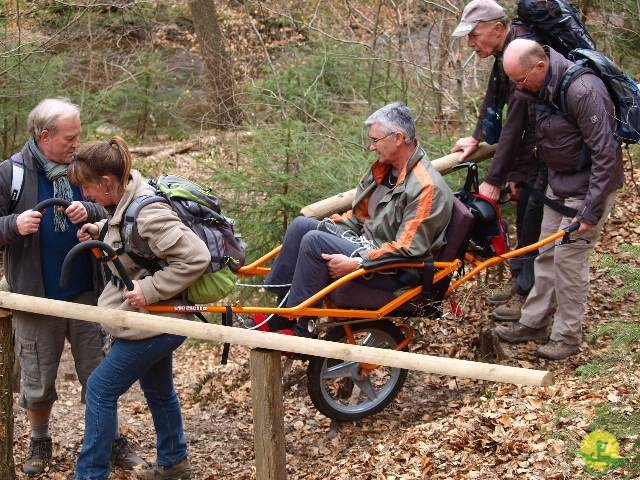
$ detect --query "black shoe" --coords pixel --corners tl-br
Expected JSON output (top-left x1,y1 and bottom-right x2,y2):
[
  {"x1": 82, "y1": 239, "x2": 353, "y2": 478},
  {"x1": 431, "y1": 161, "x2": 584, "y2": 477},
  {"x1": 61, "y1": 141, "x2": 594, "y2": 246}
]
[
  {"x1": 23, "y1": 436, "x2": 52, "y2": 476},
  {"x1": 111, "y1": 435, "x2": 148, "y2": 470}
]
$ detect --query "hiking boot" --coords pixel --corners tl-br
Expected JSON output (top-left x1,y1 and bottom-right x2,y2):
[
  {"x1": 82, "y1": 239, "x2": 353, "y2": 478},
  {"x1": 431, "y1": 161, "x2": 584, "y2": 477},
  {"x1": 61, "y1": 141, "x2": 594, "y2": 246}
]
[
  {"x1": 536, "y1": 340, "x2": 580, "y2": 360},
  {"x1": 492, "y1": 293, "x2": 527, "y2": 321},
  {"x1": 486, "y1": 285, "x2": 515, "y2": 305},
  {"x1": 494, "y1": 322, "x2": 548, "y2": 344},
  {"x1": 23, "y1": 436, "x2": 52, "y2": 476},
  {"x1": 111, "y1": 436, "x2": 148, "y2": 470},
  {"x1": 135, "y1": 457, "x2": 192, "y2": 480}
]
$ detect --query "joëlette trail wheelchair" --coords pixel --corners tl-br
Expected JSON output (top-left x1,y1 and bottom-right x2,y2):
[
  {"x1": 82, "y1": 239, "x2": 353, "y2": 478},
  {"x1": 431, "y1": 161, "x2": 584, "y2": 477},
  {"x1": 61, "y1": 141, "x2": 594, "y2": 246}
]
[{"x1": 57, "y1": 163, "x2": 579, "y2": 422}]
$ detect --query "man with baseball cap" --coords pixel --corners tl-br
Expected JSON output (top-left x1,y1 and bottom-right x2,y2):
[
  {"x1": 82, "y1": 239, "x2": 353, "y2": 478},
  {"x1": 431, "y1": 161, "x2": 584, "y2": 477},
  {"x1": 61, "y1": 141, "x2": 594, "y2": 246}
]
[
  {"x1": 451, "y1": 0, "x2": 546, "y2": 322},
  {"x1": 451, "y1": 0, "x2": 508, "y2": 37}
]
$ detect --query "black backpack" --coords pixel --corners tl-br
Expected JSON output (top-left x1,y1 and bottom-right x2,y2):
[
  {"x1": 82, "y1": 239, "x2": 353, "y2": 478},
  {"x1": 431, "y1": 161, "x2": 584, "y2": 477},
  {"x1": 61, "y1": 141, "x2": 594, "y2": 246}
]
[
  {"x1": 516, "y1": 0, "x2": 596, "y2": 56},
  {"x1": 557, "y1": 48, "x2": 640, "y2": 146}
]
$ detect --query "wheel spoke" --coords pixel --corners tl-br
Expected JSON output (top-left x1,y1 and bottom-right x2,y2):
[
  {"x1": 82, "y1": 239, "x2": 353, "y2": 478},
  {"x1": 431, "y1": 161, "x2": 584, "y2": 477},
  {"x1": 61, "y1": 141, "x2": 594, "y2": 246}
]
[
  {"x1": 320, "y1": 361, "x2": 360, "y2": 380},
  {"x1": 353, "y1": 376, "x2": 379, "y2": 402},
  {"x1": 361, "y1": 331, "x2": 388, "y2": 348}
]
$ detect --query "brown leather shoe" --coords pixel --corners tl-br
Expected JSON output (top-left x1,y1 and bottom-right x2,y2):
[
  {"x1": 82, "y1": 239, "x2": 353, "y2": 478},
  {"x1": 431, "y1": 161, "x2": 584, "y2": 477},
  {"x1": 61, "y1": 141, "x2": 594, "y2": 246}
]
[
  {"x1": 492, "y1": 293, "x2": 526, "y2": 321},
  {"x1": 486, "y1": 285, "x2": 516, "y2": 305},
  {"x1": 135, "y1": 457, "x2": 192, "y2": 480},
  {"x1": 494, "y1": 322, "x2": 548, "y2": 344},
  {"x1": 536, "y1": 340, "x2": 580, "y2": 360},
  {"x1": 111, "y1": 436, "x2": 148, "y2": 470}
]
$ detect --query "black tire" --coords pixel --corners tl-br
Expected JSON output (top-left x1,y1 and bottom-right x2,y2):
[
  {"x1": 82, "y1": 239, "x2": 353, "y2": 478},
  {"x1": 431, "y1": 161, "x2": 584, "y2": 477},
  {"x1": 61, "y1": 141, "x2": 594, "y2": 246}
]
[{"x1": 306, "y1": 320, "x2": 408, "y2": 422}]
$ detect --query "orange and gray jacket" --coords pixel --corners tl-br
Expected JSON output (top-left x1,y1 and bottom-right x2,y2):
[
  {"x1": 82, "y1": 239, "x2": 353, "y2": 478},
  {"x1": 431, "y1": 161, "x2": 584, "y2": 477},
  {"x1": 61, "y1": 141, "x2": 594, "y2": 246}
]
[
  {"x1": 331, "y1": 145, "x2": 453, "y2": 262},
  {"x1": 516, "y1": 47, "x2": 623, "y2": 225}
]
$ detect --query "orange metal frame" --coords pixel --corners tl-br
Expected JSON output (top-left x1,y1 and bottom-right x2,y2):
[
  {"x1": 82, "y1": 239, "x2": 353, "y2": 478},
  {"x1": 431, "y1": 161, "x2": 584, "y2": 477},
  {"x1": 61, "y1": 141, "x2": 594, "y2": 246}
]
[
  {"x1": 142, "y1": 227, "x2": 572, "y2": 374},
  {"x1": 145, "y1": 227, "x2": 571, "y2": 319}
]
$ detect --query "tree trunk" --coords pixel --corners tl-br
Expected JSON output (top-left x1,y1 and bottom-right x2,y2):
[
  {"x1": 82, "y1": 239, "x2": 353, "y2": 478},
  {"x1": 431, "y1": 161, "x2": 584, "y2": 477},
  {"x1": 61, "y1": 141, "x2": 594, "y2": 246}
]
[
  {"x1": 188, "y1": 0, "x2": 243, "y2": 129},
  {"x1": 0, "y1": 308, "x2": 15, "y2": 480}
]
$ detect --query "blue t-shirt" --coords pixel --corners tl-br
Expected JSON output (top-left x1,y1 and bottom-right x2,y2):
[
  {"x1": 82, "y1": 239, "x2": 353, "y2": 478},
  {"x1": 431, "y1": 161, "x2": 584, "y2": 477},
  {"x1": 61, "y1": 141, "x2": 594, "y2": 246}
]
[{"x1": 37, "y1": 172, "x2": 93, "y2": 300}]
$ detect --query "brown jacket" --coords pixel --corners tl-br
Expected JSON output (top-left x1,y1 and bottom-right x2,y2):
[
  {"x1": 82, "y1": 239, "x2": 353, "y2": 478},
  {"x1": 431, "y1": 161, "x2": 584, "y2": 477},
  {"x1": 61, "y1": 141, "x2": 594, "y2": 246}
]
[
  {"x1": 97, "y1": 170, "x2": 210, "y2": 340},
  {"x1": 475, "y1": 21, "x2": 542, "y2": 186},
  {"x1": 516, "y1": 47, "x2": 623, "y2": 224}
]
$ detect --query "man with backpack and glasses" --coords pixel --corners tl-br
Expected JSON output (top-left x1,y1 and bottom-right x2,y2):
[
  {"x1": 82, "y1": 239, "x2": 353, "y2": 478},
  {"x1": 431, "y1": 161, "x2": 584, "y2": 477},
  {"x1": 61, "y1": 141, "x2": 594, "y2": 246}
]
[{"x1": 494, "y1": 39, "x2": 623, "y2": 360}]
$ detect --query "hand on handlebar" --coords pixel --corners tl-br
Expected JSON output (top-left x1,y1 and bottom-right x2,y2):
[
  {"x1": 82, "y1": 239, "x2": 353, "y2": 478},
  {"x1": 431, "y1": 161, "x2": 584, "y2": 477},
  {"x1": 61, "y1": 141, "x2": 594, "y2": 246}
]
[
  {"x1": 65, "y1": 201, "x2": 89, "y2": 224},
  {"x1": 570, "y1": 218, "x2": 594, "y2": 234},
  {"x1": 16, "y1": 210, "x2": 42, "y2": 236},
  {"x1": 125, "y1": 281, "x2": 148, "y2": 308},
  {"x1": 451, "y1": 136, "x2": 480, "y2": 162},
  {"x1": 77, "y1": 223, "x2": 99, "y2": 242},
  {"x1": 478, "y1": 182, "x2": 501, "y2": 201}
]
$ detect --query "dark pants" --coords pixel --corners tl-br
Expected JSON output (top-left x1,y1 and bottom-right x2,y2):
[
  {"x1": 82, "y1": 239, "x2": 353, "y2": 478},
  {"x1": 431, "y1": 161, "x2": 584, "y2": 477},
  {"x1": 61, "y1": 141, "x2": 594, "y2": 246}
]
[
  {"x1": 510, "y1": 165, "x2": 547, "y2": 295},
  {"x1": 265, "y1": 216, "x2": 405, "y2": 307}
]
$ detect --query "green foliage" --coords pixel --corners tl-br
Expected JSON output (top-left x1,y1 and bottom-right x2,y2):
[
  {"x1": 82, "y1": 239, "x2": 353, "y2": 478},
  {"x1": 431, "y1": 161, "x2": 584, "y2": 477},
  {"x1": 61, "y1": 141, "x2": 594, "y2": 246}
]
[
  {"x1": 202, "y1": 117, "x2": 366, "y2": 258},
  {"x1": 80, "y1": 51, "x2": 194, "y2": 140},
  {"x1": 248, "y1": 42, "x2": 377, "y2": 126},
  {"x1": 547, "y1": 403, "x2": 582, "y2": 423},
  {"x1": 595, "y1": 245, "x2": 640, "y2": 301},
  {"x1": 586, "y1": 321, "x2": 640, "y2": 348},
  {"x1": 0, "y1": 45, "x2": 70, "y2": 157},
  {"x1": 591, "y1": 405, "x2": 640, "y2": 440}
]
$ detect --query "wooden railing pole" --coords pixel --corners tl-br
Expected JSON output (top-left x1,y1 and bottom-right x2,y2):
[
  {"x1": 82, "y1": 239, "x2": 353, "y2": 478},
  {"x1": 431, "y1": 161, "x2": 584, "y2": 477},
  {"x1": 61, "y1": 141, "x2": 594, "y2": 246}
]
[
  {"x1": 0, "y1": 308, "x2": 15, "y2": 479},
  {"x1": 250, "y1": 349, "x2": 286, "y2": 480}
]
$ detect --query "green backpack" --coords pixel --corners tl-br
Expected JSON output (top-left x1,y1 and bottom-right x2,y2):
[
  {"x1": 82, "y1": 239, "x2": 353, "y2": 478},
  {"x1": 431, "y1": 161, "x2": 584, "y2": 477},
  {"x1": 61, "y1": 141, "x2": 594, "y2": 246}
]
[{"x1": 120, "y1": 175, "x2": 246, "y2": 304}]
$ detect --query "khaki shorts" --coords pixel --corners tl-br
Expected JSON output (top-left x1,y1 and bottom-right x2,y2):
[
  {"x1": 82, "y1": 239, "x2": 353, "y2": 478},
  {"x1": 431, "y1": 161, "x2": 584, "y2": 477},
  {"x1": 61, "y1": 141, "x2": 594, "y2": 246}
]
[{"x1": 14, "y1": 290, "x2": 105, "y2": 410}]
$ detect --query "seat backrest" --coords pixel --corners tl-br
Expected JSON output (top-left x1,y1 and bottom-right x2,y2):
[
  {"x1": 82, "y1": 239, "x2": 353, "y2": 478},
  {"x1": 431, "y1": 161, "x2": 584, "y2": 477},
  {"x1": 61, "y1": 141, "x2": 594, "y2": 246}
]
[{"x1": 437, "y1": 196, "x2": 475, "y2": 262}]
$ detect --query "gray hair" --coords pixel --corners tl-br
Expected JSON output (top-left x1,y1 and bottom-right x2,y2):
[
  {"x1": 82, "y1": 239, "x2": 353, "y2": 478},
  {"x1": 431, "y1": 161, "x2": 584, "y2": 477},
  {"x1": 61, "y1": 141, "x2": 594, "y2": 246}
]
[
  {"x1": 364, "y1": 102, "x2": 416, "y2": 144},
  {"x1": 27, "y1": 97, "x2": 80, "y2": 140}
]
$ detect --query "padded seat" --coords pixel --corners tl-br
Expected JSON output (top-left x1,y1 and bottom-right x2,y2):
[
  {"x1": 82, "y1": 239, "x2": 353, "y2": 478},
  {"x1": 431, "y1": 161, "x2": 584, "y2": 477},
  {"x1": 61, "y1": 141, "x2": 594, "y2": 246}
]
[{"x1": 328, "y1": 196, "x2": 475, "y2": 316}]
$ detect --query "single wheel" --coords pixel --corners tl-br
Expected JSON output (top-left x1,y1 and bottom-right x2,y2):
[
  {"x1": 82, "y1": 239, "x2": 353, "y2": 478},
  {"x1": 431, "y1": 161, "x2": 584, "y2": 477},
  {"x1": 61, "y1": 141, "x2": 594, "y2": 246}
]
[{"x1": 306, "y1": 320, "x2": 408, "y2": 421}]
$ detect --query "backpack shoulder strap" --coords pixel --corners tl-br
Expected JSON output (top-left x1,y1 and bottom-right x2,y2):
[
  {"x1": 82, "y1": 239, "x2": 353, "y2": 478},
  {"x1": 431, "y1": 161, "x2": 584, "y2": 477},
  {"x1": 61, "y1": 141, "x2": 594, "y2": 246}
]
[
  {"x1": 121, "y1": 194, "x2": 169, "y2": 273},
  {"x1": 9, "y1": 152, "x2": 25, "y2": 213},
  {"x1": 557, "y1": 62, "x2": 592, "y2": 116}
]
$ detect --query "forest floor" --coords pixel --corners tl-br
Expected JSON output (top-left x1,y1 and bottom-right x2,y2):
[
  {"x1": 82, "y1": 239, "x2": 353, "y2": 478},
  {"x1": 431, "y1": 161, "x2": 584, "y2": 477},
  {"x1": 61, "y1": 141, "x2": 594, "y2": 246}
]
[{"x1": 9, "y1": 154, "x2": 640, "y2": 479}]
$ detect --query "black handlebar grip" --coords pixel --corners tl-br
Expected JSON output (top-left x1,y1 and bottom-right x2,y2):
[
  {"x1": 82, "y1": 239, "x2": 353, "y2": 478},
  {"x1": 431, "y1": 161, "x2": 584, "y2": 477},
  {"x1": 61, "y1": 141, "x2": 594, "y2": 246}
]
[
  {"x1": 564, "y1": 222, "x2": 580, "y2": 233},
  {"x1": 60, "y1": 240, "x2": 134, "y2": 291},
  {"x1": 32, "y1": 198, "x2": 72, "y2": 211}
]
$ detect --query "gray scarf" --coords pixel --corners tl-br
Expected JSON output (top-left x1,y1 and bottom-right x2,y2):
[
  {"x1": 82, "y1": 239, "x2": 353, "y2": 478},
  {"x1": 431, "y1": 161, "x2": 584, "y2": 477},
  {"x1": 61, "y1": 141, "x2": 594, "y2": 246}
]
[{"x1": 27, "y1": 137, "x2": 73, "y2": 232}]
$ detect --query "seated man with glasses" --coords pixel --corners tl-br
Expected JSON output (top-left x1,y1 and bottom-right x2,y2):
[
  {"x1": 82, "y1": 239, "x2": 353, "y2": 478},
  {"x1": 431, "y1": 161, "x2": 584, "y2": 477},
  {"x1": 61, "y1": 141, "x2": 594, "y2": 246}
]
[{"x1": 259, "y1": 102, "x2": 454, "y2": 337}]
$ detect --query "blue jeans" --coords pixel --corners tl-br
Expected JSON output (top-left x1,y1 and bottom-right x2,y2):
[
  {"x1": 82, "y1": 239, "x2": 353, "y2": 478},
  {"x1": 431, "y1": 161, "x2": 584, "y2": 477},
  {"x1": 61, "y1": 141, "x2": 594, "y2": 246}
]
[{"x1": 74, "y1": 334, "x2": 187, "y2": 480}]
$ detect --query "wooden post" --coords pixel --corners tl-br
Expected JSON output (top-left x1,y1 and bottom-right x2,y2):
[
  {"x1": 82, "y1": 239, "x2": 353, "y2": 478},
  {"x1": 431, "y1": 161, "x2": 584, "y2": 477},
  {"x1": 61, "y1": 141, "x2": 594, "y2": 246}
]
[
  {"x1": 250, "y1": 349, "x2": 286, "y2": 480},
  {"x1": 0, "y1": 308, "x2": 15, "y2": 479}
]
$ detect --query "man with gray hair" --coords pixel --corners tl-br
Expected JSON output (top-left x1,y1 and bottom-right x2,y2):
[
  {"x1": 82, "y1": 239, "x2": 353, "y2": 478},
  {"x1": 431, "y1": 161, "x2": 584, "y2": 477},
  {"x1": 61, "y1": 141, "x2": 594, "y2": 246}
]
[
  {"x1": 261, "y1": 102, "x2": 454, "y2": 336},
  {"x1": 0, "y1": 98, "x2": 143, "y2": 475}
]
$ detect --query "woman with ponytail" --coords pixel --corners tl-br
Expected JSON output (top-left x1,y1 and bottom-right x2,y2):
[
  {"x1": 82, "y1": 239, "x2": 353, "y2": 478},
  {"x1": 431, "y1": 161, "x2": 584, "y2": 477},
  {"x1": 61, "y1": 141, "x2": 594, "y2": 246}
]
[{"x1": 70, "y1": 136, "x2": 210, "y2": 480}]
